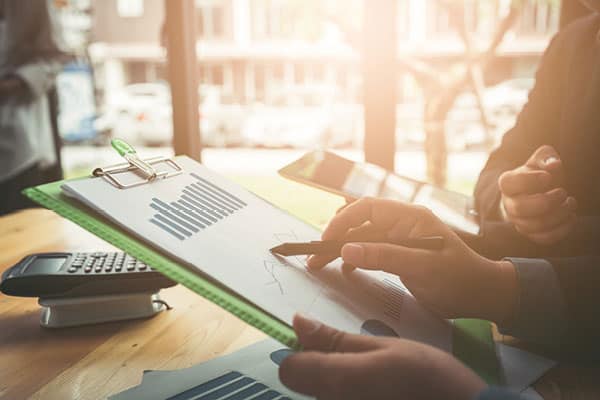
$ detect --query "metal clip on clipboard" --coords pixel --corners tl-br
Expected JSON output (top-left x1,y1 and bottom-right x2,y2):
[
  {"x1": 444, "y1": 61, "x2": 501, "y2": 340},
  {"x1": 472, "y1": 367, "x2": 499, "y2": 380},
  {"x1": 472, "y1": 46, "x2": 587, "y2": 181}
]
[{"x1": 92, "y1": 139, "x2": 184, "y2": 189}]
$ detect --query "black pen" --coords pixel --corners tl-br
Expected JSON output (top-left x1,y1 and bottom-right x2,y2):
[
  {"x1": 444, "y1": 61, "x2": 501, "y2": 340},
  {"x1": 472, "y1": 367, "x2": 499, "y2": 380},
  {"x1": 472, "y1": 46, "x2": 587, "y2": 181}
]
[{"x1": 270, "y1": 236, "x2": 445, "y2": 257}]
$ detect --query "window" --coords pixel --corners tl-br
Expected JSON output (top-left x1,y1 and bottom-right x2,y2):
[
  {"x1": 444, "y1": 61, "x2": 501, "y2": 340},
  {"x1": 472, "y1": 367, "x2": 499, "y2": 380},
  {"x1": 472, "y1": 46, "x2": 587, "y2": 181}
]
[
  {"x1": 116, "y1": 0, "x2": 144, "y2": 18},
  {"x1": 211, "y1": 65, "x2": 224, "y2": 85},
  {"x1": 195, "y1": 1, "x2": 227, "y2": 39}
]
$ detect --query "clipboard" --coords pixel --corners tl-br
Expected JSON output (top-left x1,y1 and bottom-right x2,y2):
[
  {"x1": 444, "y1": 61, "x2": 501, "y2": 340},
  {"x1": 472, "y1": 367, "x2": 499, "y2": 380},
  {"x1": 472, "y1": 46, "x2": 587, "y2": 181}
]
[{"x1": 23, "y1": 140, "x2": 502, "y2": 385}]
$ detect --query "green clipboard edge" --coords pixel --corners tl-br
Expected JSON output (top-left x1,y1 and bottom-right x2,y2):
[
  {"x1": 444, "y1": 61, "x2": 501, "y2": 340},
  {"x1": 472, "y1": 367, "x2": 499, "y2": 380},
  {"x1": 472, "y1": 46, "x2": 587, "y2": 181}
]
[
  {"x1": 24, "y1": 181, "x2": 298, "y2": 348},
  {"x1": 24, "y1": 179, "x2": 502, "y2": 385},
  {"x1": 454, "y1": 318, "x2": 503, "y2": 385}
]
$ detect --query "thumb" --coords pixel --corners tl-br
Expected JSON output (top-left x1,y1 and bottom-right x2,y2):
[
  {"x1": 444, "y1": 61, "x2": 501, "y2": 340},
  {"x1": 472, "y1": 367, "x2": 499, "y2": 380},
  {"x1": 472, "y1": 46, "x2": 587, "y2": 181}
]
[
  {"x1": 293, "y1": 314, "x2": 381, "y2": 353},
  {"x1": 341, "y1": 242, "x2": 429, "y2": 278},
  {"x1": 528, "y1": 145, "x2": 562, "y2": 172}
]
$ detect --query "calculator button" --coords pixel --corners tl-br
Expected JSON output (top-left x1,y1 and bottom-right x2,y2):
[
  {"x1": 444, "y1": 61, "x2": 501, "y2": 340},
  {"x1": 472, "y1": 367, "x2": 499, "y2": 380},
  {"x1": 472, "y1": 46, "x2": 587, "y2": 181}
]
[
  {"x1": 94, "y1": 266, "x2": 103, "y2": 273},
  {"x1": 92, "y1": 252, "x2": 107, "y2": 258},
  {"x1": 126, "y1": 265, "x2": 135, "y2": 272},
  {"x1": 104, "y1": 266, "x2": 113, "y2": 272},
  {"x1": 84, "y1": 267, "x2": 92, "y2": 273},
  {"x1": 115, "y1": 266, "x2": 123, "y2": 272},
  {"x1": 68, "y1": 267, "x2": 77, "y2": 273},
  {"x1": 138, "y1": 264, "x2": 147, "y2": 271}
]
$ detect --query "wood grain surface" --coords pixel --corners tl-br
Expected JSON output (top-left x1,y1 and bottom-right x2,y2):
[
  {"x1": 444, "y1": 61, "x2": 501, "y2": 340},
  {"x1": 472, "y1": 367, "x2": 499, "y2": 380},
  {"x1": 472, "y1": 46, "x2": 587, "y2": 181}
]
[
  {"x1": 0, "y1": 209, "x2": 264, "y2": 400},
  {"x1": 1, "y1": 209, "x2": 599, "y2": 399}
]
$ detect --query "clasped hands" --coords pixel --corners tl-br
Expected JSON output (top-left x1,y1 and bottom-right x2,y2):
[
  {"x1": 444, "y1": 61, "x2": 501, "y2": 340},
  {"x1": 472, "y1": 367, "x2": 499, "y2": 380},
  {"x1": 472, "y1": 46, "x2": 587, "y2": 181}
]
[{"x1": 498, "y1": 145, "x2": 576, "y2": 245}]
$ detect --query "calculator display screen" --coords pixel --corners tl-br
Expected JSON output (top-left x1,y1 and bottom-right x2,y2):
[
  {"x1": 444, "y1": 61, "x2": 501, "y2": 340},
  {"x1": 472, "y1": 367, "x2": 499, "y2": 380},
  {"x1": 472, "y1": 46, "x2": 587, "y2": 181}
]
[{"x1": 25, "y1": 257, "x2": 68, "y2": 275}]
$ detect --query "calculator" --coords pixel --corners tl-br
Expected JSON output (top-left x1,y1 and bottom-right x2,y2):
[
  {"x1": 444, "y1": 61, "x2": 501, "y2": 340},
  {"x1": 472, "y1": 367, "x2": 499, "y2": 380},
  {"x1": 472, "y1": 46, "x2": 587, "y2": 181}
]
[{"x1": 0, "y1": 252, "x2": 176, "y2": 298}]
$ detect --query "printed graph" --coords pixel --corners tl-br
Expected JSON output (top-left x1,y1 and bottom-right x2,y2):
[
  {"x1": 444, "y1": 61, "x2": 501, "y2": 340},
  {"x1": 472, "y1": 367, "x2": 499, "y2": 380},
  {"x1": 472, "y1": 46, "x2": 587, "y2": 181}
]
[{"x1": 149, "y1": 173, "x2": 248, "y2": 240}]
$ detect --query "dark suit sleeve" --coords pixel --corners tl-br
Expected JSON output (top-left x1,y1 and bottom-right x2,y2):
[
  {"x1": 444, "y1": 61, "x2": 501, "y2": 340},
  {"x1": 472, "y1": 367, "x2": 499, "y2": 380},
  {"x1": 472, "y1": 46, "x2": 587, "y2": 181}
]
[
  {"x1": 474, "y1": 32, "x2": 566, "y2": 220},
  {"x1": 487, "y1": 256, "x2": 600, "y2": 361},
  {"x1": 546, "y1": 255, "x2": 600, "y2": 359},
  {"x1": 458, "y1": 217, "x2": 600, "y2": 260}
]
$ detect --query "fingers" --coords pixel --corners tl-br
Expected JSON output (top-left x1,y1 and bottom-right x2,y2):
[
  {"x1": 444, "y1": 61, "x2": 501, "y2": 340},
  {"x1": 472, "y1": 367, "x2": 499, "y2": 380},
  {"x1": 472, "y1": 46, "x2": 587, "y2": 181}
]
[
  {"x1": 340, "y1": 242, "x2": 431, "y2": 279},
  {"x1": 306, "y1": 224, "x2": 383, "y2": 269},
  {"x1": 281, "y1": 315, "x2": 384, "y2": 398},
  {"x1": 322, "y1": 198, "x2": 417, "y2": 240},
  {"x1": 498, "y1": 168, "x2": 552, "y2": 196},
  {"x1": 499, "y1": 145, "x2": 565, "y2": 198},
  {"x1": 540, "y1": 155, "x2": 562, "y2": 173},
  {"x1": 293, "y1": 314, "x2": 382, "y2": 353},
  {"x1": 322, "y1": 198, "x2": 377, "y2": 240},
  {"x1": 527, "y1": 145, "x2": 562, "y2": 172},
  {"x1": 322, "y1": 198, "x2": 433, "y2": 241},
  {"x1": 523, "y1": 213, "x2": 577, "y2": 245},
  {"x1": 335, "y1": 198, "x2": 354, "y2": 214},
  {"x1": 510, "y1": 196, "x2": 577, "y2": 234},
  {"x1": 306, "y1": 254, "x2": 338, "y2": 270},
  {"x1": 279, "y1": 351, "x2": 369, "y2": 399},
  {"x1": 502, "y1": 187, "x2": 568, "y2": 218},
  {"x1": 341, "y1": 262, "x2": 356, "y2": 274}
]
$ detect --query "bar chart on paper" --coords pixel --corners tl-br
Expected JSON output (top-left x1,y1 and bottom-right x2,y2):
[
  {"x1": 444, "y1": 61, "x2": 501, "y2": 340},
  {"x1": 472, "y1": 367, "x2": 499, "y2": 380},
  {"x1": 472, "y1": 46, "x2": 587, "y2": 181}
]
[
  {"x1": 149, "y1": 173, "x2": 248, "y2": 240},
  {"x1": 60, "y1": 156, "x2": 455, "y2": 360}
]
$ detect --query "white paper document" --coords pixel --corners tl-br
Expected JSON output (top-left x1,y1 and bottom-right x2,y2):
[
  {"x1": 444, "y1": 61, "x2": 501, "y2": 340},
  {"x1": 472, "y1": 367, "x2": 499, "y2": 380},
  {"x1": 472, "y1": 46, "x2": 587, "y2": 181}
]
[
  {"x1": 109, "y1": 339, "x2": 307, "y2": 400},
  {"x1": 63, "y1": 156, "x2": 452, "y2": 351},
  {"x1": 496, "y1": 343, "x2": 556, "y2": 392},
  {"x1": 110, "y1": 340, "x2": 554, "y2": 400}
]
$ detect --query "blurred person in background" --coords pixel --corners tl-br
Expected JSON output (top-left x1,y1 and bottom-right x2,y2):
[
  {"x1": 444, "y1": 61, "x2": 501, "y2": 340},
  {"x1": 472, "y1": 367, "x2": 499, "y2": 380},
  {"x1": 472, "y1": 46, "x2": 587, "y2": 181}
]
[
  {"x1": 0, "y1": 0, "x2": 67, "y2": 215},
  {"x1": 474, "y1": 0, "x2": 600, "y2": 250}
]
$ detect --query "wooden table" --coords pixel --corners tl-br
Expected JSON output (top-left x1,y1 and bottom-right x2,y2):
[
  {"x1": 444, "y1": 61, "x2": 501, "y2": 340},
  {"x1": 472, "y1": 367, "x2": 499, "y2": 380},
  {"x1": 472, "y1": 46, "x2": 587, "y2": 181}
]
[
  {"x1": 0, "y1": 209, "x2": 265, "y2": 399},
  {"x1": 1, "y1": 209, "x2": 599, "y2": 399}
]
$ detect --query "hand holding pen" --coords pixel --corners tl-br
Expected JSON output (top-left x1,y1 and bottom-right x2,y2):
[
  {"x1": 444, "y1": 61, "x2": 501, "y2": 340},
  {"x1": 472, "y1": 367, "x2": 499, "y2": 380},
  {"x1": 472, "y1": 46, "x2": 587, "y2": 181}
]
[{"x1": 280, "y1": 198, "x2": 519, "y2": 324}]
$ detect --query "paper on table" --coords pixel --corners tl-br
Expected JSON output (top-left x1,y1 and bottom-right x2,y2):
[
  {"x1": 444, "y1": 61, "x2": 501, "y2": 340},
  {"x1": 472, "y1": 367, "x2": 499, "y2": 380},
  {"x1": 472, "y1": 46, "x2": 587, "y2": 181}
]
[
  {"x1": 496, "y1": 343, "x2": 556, "y2": 392},
  {"x1": 110, "y1": 340, "x2": 553, "y2": 400},
  {"x1": 521, "y1": 387, "x2": 544, "y2": 400},
  {"x1": 62, "y1": 156, "x2": 452, "y2": 351},
  {"x1": 109, "y1": 339, "x2": 308, "y2": 400}
]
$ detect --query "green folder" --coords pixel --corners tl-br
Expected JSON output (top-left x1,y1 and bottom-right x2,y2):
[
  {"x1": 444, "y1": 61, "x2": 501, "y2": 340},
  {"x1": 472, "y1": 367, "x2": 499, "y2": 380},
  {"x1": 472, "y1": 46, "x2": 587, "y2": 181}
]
[{"x1": 24, "y1": 179, "x2": 502, "y2": 385}]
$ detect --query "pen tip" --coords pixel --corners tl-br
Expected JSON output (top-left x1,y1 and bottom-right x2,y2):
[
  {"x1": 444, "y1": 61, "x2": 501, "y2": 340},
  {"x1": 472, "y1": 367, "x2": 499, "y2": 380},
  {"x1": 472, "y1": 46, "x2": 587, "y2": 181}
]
[{"x1": 269, "y1": 244, "x2": 285, "y2": 256}]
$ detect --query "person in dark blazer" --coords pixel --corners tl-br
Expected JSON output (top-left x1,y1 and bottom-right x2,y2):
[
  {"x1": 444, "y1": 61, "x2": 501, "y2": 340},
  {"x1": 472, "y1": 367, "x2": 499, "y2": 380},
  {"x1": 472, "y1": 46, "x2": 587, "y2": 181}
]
[
  {"x1": 280, "y1": 198, "x2": 600, "y2": 400},
  {"x1": 474, "y1": 3, "x2": 600, "y2": 249}
]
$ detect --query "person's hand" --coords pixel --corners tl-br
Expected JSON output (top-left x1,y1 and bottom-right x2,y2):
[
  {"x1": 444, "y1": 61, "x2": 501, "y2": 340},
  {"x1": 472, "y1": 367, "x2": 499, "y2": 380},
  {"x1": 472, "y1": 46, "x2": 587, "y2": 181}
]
[
  {"x1": 498, "y1": 145, "x2": 577, "y2": 245},
  {"x1": 280, "y1": 314, "x2": 486, "y2": 400},
  {"x1": 307, "y1": 198, "x2": 518, "y2": 322}
]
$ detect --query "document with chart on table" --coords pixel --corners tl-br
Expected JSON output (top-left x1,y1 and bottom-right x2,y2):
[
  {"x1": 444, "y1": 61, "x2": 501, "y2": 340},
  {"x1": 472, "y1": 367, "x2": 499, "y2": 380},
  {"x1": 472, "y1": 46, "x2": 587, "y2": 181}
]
[{"x1": 62, "y1": 156, "x2": 453, "y2": 351}]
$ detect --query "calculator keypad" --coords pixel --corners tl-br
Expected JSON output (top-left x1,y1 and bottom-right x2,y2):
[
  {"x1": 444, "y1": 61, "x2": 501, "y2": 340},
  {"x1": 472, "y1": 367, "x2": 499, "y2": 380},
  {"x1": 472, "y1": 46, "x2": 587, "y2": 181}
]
[{"x1": 65, "y1": 253, "x2": 153, "y2": 274}]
